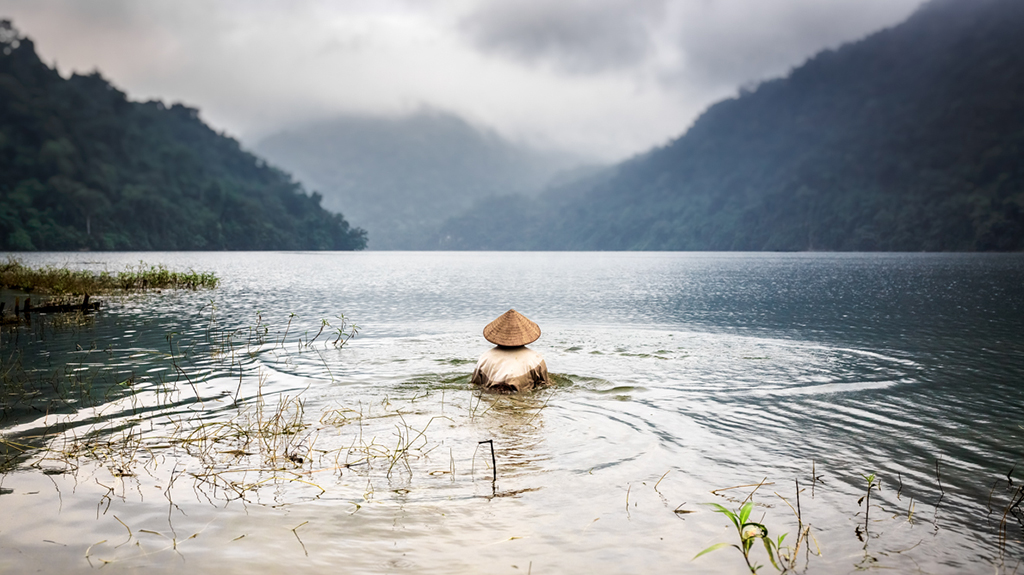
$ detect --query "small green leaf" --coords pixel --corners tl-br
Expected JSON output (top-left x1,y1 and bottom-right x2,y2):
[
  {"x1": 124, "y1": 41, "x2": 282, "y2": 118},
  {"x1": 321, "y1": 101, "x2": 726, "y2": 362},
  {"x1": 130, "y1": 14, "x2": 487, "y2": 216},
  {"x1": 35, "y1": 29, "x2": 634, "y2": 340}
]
[
  {"x1": 704, "y1": 503, "x2": 739, "y2": 528},
  {"x1": 693, "y1": 542, "x2": 733, "y2": 560},
  {"x1": 739, "y1": 501, "x2": 753, "y2": 524},
  {"x1": 705, "y1": 503, "x2": 732, "y2": 515},
  {"x1": 763, "y1": 538, "x2": 782, "y2": 571}
]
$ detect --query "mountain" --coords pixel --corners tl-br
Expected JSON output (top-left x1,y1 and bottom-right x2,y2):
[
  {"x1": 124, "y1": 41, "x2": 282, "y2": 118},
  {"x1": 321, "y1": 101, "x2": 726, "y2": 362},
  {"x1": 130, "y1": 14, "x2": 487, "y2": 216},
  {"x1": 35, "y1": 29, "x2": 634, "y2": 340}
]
[
  {"x1": 439, "y1": 0, "x2": 1024, "y2": 251},
  {"x1": 0, "y1": 21, "x2": 366, "y2": 251},
  {"x1": 254, "y1": 111, "x2": 587, "y2": 249}
]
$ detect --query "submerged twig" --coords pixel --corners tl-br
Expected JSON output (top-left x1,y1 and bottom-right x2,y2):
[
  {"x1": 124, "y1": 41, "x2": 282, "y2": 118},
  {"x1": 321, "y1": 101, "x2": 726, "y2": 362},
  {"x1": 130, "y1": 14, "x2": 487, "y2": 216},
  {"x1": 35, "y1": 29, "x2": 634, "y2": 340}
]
[
  {"x1": 710, "y1": 480, "x2": 775, "y2": 497},
  {"x1": 654, "y1": 470, "x2": 670, "y2": 493},
  {"x1": 291, "y1": 521, "x2": 309, "y2": 557}
]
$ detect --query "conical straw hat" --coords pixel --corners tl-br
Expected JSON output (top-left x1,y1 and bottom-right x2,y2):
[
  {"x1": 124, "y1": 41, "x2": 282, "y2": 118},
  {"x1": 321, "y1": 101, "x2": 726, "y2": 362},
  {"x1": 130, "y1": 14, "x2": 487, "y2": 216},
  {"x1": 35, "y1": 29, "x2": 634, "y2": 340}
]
[{"x1": 483, "y1": 309, "x2": 541, "y2": 347}]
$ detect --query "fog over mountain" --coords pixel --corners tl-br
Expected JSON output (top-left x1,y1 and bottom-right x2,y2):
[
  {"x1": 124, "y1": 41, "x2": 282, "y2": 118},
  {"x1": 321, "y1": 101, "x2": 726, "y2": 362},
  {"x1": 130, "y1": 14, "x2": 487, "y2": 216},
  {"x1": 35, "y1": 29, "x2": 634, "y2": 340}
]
[
  {"x1": 255, "y1": 111, "x2": 588, "y2": 249},
  {"x1": 0, "y1": 0, "x2": 923, "y2": 162}
]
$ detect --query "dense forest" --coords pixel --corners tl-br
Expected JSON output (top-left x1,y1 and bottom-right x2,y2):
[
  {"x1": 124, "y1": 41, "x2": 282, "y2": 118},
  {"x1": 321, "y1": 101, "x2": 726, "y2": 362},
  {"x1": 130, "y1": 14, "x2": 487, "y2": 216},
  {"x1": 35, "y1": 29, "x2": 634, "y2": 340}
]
[
  {"x1": 438, "y1": 0, "x2": 1024, "y2": 251},
  {"x1": 256, "y1": 111, "x2": 585, "y2": 249},
  {"x1": 0, "y1": 21, "x2": 366, "y2": 251}
]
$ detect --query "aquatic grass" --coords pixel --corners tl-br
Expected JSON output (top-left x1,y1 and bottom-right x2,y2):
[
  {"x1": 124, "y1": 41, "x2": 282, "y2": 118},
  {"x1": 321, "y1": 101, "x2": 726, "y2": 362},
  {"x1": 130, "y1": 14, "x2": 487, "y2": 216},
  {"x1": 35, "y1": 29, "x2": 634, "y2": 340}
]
[
  {"x1": 0, "y1": 344, "x2": 141, "y2": 430},
  {"x1": 115, "y1": 262, "x2": 218, "y2": 292},
  {"x1": 7, "y1": 303, "x2": 1020, "y2": 571},
  {"x1": 693, "y1": 464, "x2": 1024, "y2": 574},
  {"x1": 7, "y1": 368, "x2": 1024, "y2": 571},
  {"x1": 695, "y1": 500, "x2": 790, "y2": 573},
  {"x1": 329, "y1": 314, "x2": 358, "y2": 348},
  {"x1": 696, "y1": 477, "x2": 794, "y2": 574},
  {"x1": 385, "y1": 413, "x2": 449, "y2": 479},
  {"x1": 996, "y1": 467, "x2": 1024, "y2": 559},
  {"x1": 0, "y1": 258, "x2": 108, "y2": 296},
  {"x1": 772, "y1": 480, "x2": 819, "y2": 571},
  {"x1": 855, "y1": 472, "x2": 880, "y2": 541},
  {"x1": 3, "y1": 311, "x2": 297, "y2": 481},
  {"x1": 0, "y1": 257, "x2": 218, "y2": 296},
  {"x1": 0, "y1": 310, "x2": 486, "y2": 507}
]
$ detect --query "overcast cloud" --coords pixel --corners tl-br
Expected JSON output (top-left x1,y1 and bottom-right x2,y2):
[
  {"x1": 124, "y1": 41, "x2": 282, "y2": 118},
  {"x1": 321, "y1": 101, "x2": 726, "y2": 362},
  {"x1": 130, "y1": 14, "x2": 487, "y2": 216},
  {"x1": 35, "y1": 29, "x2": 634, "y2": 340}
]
[
  {"x1": 0, "y1": 0, "x2": 922, "y2": 160},
  {"x1": 460, "y1": 0, "x2": 668, "y2": 74}
]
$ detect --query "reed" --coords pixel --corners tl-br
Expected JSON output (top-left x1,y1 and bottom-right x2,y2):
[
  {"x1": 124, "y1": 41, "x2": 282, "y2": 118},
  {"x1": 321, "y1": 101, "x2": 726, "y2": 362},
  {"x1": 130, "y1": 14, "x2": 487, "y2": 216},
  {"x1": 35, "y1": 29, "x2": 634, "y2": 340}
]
[
  {"x1": 0, "y1": 258, "x2": 218, "y2": 295},
  {"x1": 692, "y1": 461, "x2": 1024, "y2": 574},
  {"x1": 0, "y1": 306, "x2": 503, "y2": 511}
]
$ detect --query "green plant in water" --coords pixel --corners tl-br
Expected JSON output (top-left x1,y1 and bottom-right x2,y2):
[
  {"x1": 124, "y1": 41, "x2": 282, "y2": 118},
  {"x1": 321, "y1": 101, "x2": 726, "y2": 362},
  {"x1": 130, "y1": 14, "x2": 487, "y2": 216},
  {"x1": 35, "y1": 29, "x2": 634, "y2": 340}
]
[
  {"x1": 0, "y1": 257, "x2": 218, "y2": 295},
  {"x1": 695, "y1": 501, "x2": 789, "y2": 573},
  {"x1": 116, "y1": 261, "x2": 219, "y2": 291},
  {"x1": 856, "y1": 473, "x2": 880, "y2": 541},
  {"x1": 330, "y1": 314, "x2": 358, "y2": 348}
]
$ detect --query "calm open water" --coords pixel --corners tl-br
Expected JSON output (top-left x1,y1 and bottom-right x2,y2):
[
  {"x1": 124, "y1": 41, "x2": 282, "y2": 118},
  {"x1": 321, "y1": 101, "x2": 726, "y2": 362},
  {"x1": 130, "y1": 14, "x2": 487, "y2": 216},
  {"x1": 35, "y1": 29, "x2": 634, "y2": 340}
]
[{"x1": 1, "y1": 251, "x2": 1022, "y2": 574}]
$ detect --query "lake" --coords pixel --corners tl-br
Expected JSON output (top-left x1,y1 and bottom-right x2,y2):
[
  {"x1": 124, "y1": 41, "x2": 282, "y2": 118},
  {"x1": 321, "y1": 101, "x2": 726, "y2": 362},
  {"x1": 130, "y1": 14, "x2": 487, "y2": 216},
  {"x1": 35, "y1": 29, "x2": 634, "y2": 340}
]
[{"x1": 1, "y1": 251, "x2": 1022, "y2": 573}]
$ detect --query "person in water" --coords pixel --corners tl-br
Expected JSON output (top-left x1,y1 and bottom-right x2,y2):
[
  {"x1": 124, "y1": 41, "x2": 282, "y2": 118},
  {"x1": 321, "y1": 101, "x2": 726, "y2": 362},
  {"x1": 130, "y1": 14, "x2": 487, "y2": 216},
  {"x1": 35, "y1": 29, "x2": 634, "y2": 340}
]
[{"x1": 471, "y1": 309, "x2": 551, "y2": 393}]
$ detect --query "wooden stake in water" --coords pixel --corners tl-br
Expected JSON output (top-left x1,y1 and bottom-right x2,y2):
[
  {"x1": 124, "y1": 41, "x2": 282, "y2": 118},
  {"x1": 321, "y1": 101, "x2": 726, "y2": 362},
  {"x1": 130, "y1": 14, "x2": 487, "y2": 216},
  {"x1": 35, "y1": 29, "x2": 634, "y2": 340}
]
[
  {"x1": 479, "y1": 439, "x2": 496, "y2": 482},
  {"x1": 796, "y1": 478, "x2": 802, "y2": 529}
]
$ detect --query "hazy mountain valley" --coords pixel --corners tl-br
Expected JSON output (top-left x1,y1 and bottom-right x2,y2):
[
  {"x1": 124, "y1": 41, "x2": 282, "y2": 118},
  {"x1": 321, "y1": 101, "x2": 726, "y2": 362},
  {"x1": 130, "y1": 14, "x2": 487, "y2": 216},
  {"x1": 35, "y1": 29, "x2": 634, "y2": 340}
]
[{"x1": 255, "y1": 112, "x2": 589, "y2": 249}]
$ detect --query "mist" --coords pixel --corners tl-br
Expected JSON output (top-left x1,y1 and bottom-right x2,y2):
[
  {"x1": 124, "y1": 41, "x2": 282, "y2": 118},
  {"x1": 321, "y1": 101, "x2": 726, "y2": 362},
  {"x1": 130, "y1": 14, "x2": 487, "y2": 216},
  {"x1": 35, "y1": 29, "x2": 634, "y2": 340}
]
[{"x1": 0, "y1": 0, "x2": 922, "y2": 161}]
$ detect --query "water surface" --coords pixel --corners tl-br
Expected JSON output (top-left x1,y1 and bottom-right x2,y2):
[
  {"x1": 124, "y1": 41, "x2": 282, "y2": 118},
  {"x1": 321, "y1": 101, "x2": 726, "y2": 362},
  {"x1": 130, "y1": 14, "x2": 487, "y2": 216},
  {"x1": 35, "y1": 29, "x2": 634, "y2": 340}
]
[{"x1": 1, "y1": 252, "x2": 1022, "y2": 573}]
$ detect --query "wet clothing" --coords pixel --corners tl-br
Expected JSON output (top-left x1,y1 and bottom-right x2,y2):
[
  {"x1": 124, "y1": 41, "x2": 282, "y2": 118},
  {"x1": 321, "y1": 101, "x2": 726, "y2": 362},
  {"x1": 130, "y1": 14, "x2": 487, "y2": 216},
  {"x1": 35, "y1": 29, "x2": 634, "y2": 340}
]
[{"x1": 470, "y1": 346, "x2": 550, "y2": 393}]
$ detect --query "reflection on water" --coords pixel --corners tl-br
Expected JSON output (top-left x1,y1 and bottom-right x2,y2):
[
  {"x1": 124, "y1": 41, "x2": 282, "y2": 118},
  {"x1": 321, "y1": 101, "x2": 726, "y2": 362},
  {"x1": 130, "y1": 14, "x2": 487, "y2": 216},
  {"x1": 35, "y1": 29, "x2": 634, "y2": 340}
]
[{"x1": 1, "y1": 251, "x2": 1023, "y2": 574}]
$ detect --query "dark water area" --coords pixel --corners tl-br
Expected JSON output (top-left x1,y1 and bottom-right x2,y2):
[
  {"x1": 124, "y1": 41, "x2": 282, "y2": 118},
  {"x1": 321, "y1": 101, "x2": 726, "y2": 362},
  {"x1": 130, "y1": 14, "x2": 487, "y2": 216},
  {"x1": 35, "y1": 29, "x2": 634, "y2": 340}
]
[{"x1": 0, "y1": 252, "x2": 1022, "y2": 574}]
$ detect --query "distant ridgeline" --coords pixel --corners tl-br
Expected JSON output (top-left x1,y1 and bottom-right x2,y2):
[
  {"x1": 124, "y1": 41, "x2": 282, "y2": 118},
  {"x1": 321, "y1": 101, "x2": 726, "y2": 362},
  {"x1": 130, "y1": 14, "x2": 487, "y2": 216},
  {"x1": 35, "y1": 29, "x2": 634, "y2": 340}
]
[
  {"x1": 0, "y1": 21, "x2": 366, "y2": 251},
  {"x1": 438, "y1": 0, "x2": 1024, "y2": 251},
  {"x1": 255, "y1": 110, "x2": 585, "y2": 250}
]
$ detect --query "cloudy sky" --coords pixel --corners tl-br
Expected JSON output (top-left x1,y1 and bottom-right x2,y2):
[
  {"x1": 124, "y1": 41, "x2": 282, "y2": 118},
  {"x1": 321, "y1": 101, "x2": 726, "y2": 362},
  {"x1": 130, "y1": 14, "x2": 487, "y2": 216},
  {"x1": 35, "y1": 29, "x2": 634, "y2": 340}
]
[{"x1": 1, "y1": 0, "x2": 923, "y2": 161}]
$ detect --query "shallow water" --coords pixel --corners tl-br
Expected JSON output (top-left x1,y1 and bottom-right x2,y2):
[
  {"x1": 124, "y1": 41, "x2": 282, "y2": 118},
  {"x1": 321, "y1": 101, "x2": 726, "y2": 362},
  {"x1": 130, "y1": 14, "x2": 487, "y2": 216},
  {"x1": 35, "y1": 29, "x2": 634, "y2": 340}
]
[{"x1": 1, "y1": 251, "x2": 1022, "y2": 574}]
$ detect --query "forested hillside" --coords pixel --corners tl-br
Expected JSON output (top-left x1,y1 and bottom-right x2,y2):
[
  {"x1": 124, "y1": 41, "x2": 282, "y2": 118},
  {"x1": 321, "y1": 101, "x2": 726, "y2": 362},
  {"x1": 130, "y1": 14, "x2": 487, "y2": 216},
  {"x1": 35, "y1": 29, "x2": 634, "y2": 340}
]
[
  {"x1": 0, "y1": 21, "x2": 366, "y2": 251},
  {"x1": 438, "y1": 0, "x2": 1024, "y2": 251}
]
